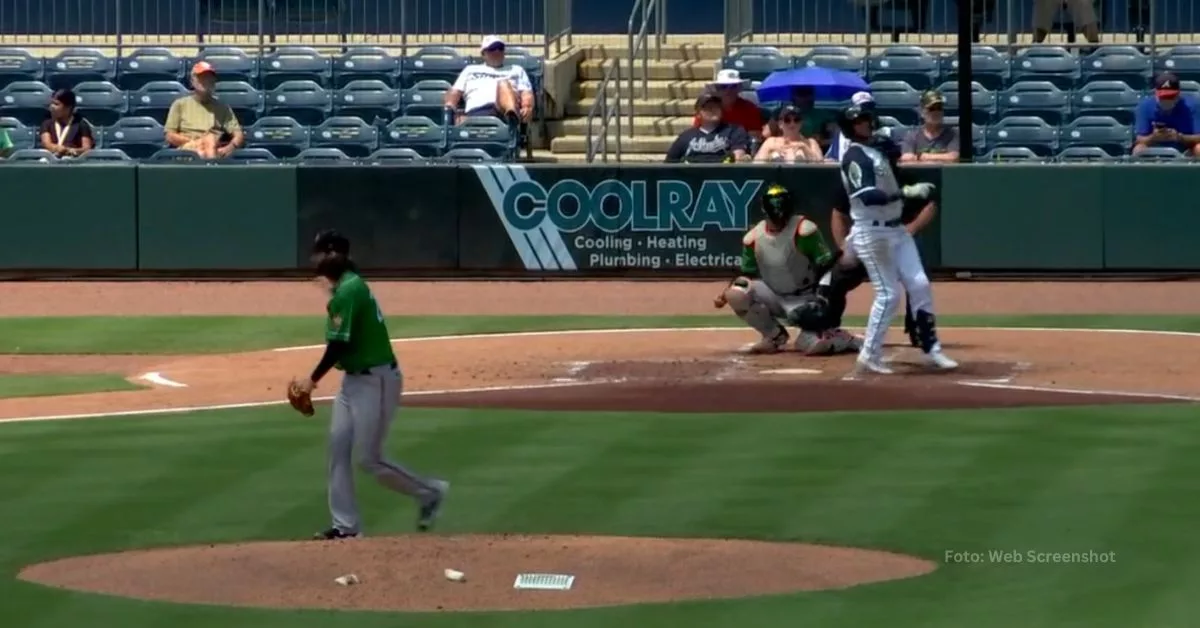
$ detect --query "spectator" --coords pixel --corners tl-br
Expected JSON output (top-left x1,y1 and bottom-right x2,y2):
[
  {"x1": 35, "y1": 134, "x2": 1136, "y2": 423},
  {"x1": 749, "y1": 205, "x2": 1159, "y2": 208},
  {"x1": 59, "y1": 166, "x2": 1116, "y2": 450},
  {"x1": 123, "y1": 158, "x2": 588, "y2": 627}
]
[
  {"x1": 691, "y1": 69, "x2": 764, "y2": 139},
  {"x1": 900, "y1": 90, "x2": 961, "y2": 162},
  {"x1": 1032, "y1": 0, "x2": 1099, "y2": 46},
  {"x1": 826, "y1": 91, "x2": 876, "y2": 160},
  {"x1": 165, "y1": 61, "x2": 245, "y2": 159},
  {"x1": 754, "y1": 105, "x2": 823, "y2": 162},
  {"x1": 1134, "y1": 73, "x2": 1200, "y2": 157},
  {"x1": 665, "y1": 89, "x2": 750, "y2": 163},
  {"x1": 39, "y1": 88, "x2": 94, "y2": 158},
  {"x1": 445, "y1": 36, "x2": 534, "y2": 127},
  {"x1": 763, "y1": 86, "x2": 837, "y2": 150},
  {"x1": 0, "y1": 127, "x2": 12, "y2": 158}
]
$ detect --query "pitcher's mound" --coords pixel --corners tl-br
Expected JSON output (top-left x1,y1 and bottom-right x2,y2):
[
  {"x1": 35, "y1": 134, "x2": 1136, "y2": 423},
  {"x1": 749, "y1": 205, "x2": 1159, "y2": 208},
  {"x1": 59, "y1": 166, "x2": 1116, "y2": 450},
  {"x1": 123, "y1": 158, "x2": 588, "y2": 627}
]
[{"x1": 19, "y1": 534, "x2": 936, "y2": 612}]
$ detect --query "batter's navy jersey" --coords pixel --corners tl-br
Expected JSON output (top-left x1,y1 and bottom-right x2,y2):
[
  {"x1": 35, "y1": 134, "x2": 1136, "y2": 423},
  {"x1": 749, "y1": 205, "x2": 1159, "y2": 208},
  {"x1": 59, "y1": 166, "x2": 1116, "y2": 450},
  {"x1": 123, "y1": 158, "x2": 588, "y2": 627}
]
[{"x1": 839, "y1": 142, "x2": 903, "y2": 223}]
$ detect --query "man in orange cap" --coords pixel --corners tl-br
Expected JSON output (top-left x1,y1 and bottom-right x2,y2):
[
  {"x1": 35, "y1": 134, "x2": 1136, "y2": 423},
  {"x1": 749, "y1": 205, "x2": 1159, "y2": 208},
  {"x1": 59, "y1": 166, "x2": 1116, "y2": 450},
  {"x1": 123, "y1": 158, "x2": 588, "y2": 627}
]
[{"x1": 165, "y1": 61, "x2": 244, "y2": 159}]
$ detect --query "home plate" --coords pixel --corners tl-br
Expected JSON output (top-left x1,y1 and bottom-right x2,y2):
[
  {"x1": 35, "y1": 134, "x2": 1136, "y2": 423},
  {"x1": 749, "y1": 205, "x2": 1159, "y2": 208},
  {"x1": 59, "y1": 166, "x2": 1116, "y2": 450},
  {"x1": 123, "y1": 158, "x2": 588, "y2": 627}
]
[{"x1": 759, "y1": 368, "x2": 823, "y2": 375}]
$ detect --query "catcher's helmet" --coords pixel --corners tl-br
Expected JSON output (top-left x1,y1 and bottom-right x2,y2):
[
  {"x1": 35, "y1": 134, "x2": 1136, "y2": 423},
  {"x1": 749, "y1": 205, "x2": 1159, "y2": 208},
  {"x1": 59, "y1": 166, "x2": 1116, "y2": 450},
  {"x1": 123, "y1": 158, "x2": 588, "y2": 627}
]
[
  {"x1": 761, "y1": 183, "x2": 795, "y2": 226},
  {"x1": 837, "y1": 105, "x2": 875, "y2": 140},
  {"x1": 312, "y1": 229, "x2": 351, "y2": 255}
]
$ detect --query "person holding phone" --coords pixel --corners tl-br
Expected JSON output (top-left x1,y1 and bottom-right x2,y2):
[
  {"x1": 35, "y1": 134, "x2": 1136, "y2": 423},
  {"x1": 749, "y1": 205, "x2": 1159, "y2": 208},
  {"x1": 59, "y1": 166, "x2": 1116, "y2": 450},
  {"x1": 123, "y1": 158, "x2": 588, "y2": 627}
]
[{"x1": 1134, "y1": 73, "x2": 1200, "y2": 156}]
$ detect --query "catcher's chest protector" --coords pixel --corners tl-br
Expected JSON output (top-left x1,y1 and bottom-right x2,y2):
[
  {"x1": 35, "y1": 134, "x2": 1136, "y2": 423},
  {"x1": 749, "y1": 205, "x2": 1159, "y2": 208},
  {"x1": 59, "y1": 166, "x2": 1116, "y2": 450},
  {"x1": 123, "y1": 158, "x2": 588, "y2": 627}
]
[{"x1": 750, "y1": 217, "x2": 815, "y2": 295}]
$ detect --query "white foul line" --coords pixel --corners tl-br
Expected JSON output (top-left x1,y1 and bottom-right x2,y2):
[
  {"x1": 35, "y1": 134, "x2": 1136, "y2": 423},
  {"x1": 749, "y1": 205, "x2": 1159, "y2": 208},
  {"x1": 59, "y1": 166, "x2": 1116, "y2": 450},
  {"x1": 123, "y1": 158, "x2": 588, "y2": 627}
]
[
  {"x1": 956, "y1": 380, "x2": 1200, "y2": 402},
  {"x1": 137, "y1": 372, "x2": 188, "y2": 388}
]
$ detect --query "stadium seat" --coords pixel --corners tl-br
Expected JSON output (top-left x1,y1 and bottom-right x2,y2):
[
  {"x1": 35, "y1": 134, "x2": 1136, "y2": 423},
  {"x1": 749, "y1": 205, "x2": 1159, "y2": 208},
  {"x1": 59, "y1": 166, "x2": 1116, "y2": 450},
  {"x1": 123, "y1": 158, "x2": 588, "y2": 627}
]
[
  {"x1": 260, "y1": 46, "x2": 333, "y2": 90},
  {"x1": 939, "y1": 45, "x2": 1009, "y2": 91},
  {"x1": 939, "y1": 80, "x2": 995, "y2": 125},
  {"x1": 332, "y1": 47, "x2": 401, "y2": 88},
  {"x1": 116, "y1": 47, "x2": 184, "y2": 90},
  {"x1": 1070, "y1": 81, "x2": 1141, "y2": 125},
  {"x1": 795, "y1": 46, "x2": 863, "y2": 74},
  {"x1": 503, "y1": 46, "x2": 545, "y2": 90},
  {"x1": 228, "y1": 147, "x2": 280, "y2": 163},
  {"x1": 980, "y1": 146, "x2": 1043, "y2": 162},
  {"x1": 264, "y1": 80, "x2": 332, "y2": 126},
  {"x1": 0, "y1": 81, "x2": 52, "y2": 126},
  {"x1": 8, "y1": 148, "x2": 57, "y2": 162},
  {"x1": 442, "y1": 147, "x2": 497, "y2": 163},
  {"x1": 310, "y1": 116, "x2": 379, "y2": 158},
  {"x1": 1010, "y1": 46, "x2": 1079, "y2": 90},
  {"x1": 382, "y1": 115, "x2": 445, "y2": 157},
  {"x1": 1132, "y1": 146, "x2": 1186, "y2": 161},
  {"x1": 1056, "y1": 146, "x2": 1120, "y2": 162},
  {"x1": 148, "y1": 148, "x2": 203, "y2": 162},
  {"x1": 998, "y1": 81, "x2": 1070, "y2": 125},
  {"x1": 447, "y1": 115, "x2": 515, "y2": 159},
  {"x1": 294, "y1": 147, "x2": 351, "y2": 162},
  {"x1": 720, "y1": 46, "x2": 790, "y2": 83},
  {"x1": 245, "y1": 116, "x2": 309, "y2": 158},
  {"x1": 44, "y1": 48, "x2": 117, "y2": 91},
  {"x1": 333, "y1": 80, "x2": 400, "y2": 124},
  {"x1": 1181, "y1": 80, "x2": 1200, "y2": 101},
  {"x1": 128, "y1": 81, "x2": 189, "y2": 123},
  {"x1": 1059, "y1": 115, "x2": 1131, "y2": 156},
  {"x1": 402, "y1": 80, "x2": 453, "y2": 121},
  {"x1": 73, "y1": 81, "x2": 126, "y2": 127},
  {"x1": 366, "y1": 147, "x2": 427, "y2": 163},
  {"x1": 985, "y1": 115, "x2": 1059, "y2": 156},
  {"x1": 0, "y1": 48, "x2": 44, "y2": 90},
  {"x1": 212, "y1": 81, "x2": 263, "y2": 125},
  {"x1": 102, "y1": 116, "x2": 166, "y2": 159},
  {"x1": 943, "y1": 116, "x2": 985, "y2": 151},
  {"x1": 869, "y1": 80, "x2": 922, "y2": 126},
  {"x1": 400, "y1": 46, "x2": 470, "y2": 88},
  {"x1": 865, "y1": 46, "x2": 939, "y2": 91},
  {"x1": 1080, "y1": 46, "x2": 1152, "y2": 89},
  {"x1": 874, "y1": 115, "x2": 907, "y2": 142},
  {"x1": 1155, "y1": 45, "x2": 1200, "y2": 83},
  {"x1": 78, "y1": 148, "x2": 133, "y2": 162},
  {"x1": 0, "y1": 116, "x2": 36, "y2": 149},
  {"x1": 194, "y1": 47, "x2": 259, "y2": 85}
]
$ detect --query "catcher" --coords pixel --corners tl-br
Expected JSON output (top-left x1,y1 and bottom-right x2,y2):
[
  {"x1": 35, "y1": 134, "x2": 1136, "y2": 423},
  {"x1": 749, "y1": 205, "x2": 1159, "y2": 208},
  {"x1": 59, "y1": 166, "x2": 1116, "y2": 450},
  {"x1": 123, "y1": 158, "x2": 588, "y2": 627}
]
[{"x1": 714, "y1": 183, "x2": 864, "y2": 354}]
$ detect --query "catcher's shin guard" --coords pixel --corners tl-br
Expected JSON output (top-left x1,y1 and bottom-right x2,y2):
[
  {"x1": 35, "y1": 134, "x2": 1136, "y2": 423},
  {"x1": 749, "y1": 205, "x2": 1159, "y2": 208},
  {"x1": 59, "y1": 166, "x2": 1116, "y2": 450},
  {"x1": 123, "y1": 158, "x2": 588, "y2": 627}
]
[{"x1": 912, "y1": 309, "x2": 941, "y2": 353}]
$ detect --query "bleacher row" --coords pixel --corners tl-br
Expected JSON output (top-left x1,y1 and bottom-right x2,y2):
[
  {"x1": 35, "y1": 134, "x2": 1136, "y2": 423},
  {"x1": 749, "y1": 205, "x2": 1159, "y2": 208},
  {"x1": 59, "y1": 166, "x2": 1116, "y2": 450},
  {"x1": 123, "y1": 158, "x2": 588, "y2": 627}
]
[
  {"x1": 0, "y1": 45, "x2": 544, "y2": 163},
  {"x1": 728, "y1": 44, "x2": 1200, "y2": 161}
]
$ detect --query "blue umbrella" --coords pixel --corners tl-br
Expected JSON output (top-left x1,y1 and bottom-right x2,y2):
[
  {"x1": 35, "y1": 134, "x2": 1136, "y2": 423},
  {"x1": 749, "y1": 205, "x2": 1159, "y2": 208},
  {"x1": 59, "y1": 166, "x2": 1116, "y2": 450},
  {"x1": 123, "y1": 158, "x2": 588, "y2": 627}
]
[{"x1": 755, "y1": 67, "x2": 869, "y2": 104}]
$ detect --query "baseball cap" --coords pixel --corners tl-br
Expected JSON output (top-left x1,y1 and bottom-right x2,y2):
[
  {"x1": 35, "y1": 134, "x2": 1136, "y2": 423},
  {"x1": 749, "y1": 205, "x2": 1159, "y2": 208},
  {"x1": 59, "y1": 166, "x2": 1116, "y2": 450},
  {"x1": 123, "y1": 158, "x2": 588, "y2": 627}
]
[
  {"x1": 1155, "y1": 72, "x2": 1181, "y2": 97},
  {"x1": 479, "y1": 35, "x2": 506, "y2": 53},
  {"x1": 851, "y1": 91, "x2": 875, "y2": 106},
  {"x1": 776, "y1": 103, "x2": 803, "y2": 119},
  {"x1": 191, "y1": 61, "x2": 216, "y2": 76},
  {"x1": 695, "y1": 88, "x2": 722, "y2": 109},
  {"x1": 712, "y1": 69, "x2": 745, "y2": 87},
  {"x1": 920, "y1": 89, "x2": 946, "y2": 108}
]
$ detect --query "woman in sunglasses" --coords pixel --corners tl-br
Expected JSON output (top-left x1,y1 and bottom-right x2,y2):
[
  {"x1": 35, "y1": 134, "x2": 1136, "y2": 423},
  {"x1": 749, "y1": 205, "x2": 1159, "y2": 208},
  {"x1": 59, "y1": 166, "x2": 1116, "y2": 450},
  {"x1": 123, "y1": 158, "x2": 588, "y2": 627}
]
[{"x1": 753, "y1": 105, "x2": 823, "y2": 163}]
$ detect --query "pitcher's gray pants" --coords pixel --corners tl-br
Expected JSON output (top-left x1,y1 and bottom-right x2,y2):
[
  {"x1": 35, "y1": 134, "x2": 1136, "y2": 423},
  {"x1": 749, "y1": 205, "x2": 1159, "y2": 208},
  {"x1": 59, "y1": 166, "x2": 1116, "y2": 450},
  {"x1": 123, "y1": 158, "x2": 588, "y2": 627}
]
[{"x1": 328, "y1": 364, "x2": 440, "y2": 535}]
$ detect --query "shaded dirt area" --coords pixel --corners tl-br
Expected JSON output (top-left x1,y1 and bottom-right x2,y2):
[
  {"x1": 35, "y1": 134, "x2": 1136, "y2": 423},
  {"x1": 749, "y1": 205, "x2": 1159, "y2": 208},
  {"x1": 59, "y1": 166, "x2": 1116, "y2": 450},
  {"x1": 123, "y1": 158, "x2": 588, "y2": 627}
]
[{"x1": 17, "y1": 534, "x2": 936, "y2": 612}]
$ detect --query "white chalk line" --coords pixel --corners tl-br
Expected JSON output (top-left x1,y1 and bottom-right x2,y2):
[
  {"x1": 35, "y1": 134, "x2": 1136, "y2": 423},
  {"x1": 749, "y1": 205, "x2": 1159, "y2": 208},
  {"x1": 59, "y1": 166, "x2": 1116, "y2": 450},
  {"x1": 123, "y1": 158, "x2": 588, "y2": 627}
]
[
  {"x1": 955, "y1": 380, "x2": 1200, "y2": 402},
  {"x1": 137, "y1": 372, "x2": 188, "y2": 388}
]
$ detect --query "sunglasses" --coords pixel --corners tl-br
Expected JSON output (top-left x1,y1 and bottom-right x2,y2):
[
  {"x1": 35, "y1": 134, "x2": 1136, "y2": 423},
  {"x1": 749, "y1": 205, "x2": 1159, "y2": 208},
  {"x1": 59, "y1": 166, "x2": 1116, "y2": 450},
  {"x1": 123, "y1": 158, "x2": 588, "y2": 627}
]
[
  {"x1": 925, "y1": 104, "x2": 944, "y2": 112},
  {"x1": 781, "y1": 116, "x2": 801, "y2": 123}
]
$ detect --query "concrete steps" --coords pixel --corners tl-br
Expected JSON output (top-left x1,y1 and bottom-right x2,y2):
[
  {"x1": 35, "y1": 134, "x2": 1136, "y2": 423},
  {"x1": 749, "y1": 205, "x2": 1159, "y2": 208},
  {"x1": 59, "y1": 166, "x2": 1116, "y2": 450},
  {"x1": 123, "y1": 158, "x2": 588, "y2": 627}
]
[
  {"x1": 576, "y1": 79, "x2": 710, "y2": 101},
  {"x1": 567, "y1": 97, "x2": 698, "y2": 117},
  {"x1": 577, "y1": 58, "x2": 717, "y2": 81},
  {"x1": 552, "y1": 115, "x2": 691, "y2": 136},
  {"x1": 550, "y1": 134, "x2": 674, "y2": 155}
]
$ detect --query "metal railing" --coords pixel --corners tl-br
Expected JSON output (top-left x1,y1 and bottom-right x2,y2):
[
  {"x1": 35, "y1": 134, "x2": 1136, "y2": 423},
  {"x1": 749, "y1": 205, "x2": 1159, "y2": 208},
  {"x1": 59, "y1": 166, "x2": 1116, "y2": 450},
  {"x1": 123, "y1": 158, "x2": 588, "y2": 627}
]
[
  {"x1": 627, "y1": 0, "x2": 666, "y2": 138},
  {"x1": 585, "y1": 58, "x2": 621, "y2": 162},
  {"x1": 723, "y1": 0, "x2": 1197, "y2": 57}
]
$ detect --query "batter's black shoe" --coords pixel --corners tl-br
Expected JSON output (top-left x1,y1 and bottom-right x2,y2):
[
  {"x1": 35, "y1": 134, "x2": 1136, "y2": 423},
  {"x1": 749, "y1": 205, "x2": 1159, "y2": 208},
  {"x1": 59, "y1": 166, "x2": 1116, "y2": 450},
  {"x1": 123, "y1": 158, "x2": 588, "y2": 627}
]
[
  {"x1": 417, "y1": 479, "x2": 451, "y2": 531},
  {"x1": 313, "y1": 527, "x2": 358, "y2": 540}
]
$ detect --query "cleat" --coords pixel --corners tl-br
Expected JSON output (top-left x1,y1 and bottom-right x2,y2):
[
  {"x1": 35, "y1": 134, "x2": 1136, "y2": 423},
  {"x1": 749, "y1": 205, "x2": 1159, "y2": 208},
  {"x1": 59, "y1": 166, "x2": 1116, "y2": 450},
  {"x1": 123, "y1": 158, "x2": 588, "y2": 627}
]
[{"x1": 417, "y1": 479, "x2": 450, "y2": 532}]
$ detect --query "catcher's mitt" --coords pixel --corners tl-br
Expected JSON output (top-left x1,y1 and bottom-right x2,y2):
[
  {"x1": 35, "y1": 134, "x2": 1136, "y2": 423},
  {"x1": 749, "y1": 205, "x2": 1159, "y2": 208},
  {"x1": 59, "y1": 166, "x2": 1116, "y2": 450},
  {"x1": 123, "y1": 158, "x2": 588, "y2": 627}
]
[{"x1": 287, "y1": 379, "x2": 315, "y2": 417}]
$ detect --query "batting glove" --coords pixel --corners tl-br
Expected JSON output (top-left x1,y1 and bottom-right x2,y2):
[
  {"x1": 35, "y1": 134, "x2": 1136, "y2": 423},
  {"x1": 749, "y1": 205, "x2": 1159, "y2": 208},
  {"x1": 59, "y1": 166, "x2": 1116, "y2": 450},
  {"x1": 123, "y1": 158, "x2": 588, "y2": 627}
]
[{"x1": 901, "y1": 182, "x2": 935, "y2": 199}]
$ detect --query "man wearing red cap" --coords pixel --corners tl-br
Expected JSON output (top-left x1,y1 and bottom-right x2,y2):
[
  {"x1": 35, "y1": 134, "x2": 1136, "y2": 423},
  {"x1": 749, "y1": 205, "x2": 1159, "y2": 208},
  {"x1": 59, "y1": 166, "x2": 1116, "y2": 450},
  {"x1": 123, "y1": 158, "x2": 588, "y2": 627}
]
[
  {"x1": 1134, "y1": 72, "x2": 1200, "y2": 156},
  {"x1": 165, "y1": 61, "x2": 244, "y2": 159}
]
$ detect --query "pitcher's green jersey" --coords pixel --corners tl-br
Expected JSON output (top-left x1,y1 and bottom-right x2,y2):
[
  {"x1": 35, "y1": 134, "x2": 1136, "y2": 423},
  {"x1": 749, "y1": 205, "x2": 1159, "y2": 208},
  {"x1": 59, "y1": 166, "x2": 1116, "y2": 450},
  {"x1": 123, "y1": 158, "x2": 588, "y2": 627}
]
[{"x1": 325, "y1": 271, "x2": 396, "y2": 373}]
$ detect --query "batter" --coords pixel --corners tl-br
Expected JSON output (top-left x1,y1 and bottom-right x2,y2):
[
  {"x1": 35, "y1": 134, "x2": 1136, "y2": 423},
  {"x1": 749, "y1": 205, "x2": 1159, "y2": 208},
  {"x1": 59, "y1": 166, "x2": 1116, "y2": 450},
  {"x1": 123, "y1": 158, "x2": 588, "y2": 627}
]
[{"x1": 296, "y1": 230, "x2": 449, "y2": 540}]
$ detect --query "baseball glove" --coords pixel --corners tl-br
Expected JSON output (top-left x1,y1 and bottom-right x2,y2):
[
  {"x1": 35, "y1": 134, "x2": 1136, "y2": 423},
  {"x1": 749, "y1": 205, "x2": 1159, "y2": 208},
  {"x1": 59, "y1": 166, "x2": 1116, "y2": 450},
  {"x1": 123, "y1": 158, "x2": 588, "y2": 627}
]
[{"x1": 287, "y1": 379, "x2": 315, "y2": 417}]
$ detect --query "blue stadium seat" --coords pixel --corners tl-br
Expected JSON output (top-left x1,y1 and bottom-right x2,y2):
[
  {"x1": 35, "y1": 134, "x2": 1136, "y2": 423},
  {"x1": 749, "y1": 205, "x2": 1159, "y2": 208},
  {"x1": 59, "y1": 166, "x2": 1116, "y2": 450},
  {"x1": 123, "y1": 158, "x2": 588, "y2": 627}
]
[
  {"x1": 260, "y1": 47, "x2": 333, "y2": 90},
  {"x1": 1059, "y1": 115, "x2": 1131, "y2": 156},
  {"x1": 1155, "y1": 45, "x2": 1200, "y2": 83},
  {"x1": 875, "y1": 115, "x2": 907, "y2": 142},
  {"x1": 333, "y1": 80, "x2": 400, "y2": 124},
  {"x1": 194, "y1": 47, "x2": 259, "y2": 85},
  {"x1": 869, "y1": 80, "x2": 922, "y2": 126},
  {"x1": 795, "y1": 46, "x2": 862, "y2": 73},
  {"x1": 1180, "y1": 80, "x2": 1200, "y2": 101},
  {"x1": 102, "y1": 116, "x2": 166, "y2": 159},
  {"x1": 447, "y1": 115, "x2": 515, "y2": 159},
  {"x1": 1132, "y1": 146, "x2": 1186, "y2": 161},
  {"x1": 295, "y1": 147, "x2": 351, "y2": 162},
  {"x1": 382, "y1": 115, "x2": 445, "y2": 157},
  {"x1": 116, "y1": 47, "x2": 184, "y2": 90},
  {"x1": 148, "y1": 148, "x2": 202, "y2": 162},
  {"x1": 986, "y1": 115, "x2": 1059, "y2": 156},
  {"x1": 8, "y1": 148, "x2": 57, "y2": 162},
  {"x1": 366, "y1": 147, "x2": 427, "y2": 163},
  {"x1": 0, "y1": 80, "x2": 52, "y2": 126},
  {"x1": 332, "y1": 47, "x2": 401, "y2": 88},
  {"x1": 1010, "y1": 46, "x2": 1079, "y2": 90},
  {"x1": 128, "y1": 80, "x2": 189, "y2": 123},
  {"x1": 44, "y1": 48, "x2": 116, "y2": 91},
  {"x1": 720, "y1": 46, "x2": 790, "y2": 83},
  {"x1": 78, "y1": 148, "x2": 133, "y2": 162},
  {"x1": 400, "y1": 46, "x2": 471, "y2": 88},
  {"x1": 310, "y1": 116, "x2": 379, "y2": 158},
  {"x1": 998, "y1": 81, "x2": 1070, "y2": 125},
  {"x1": 442, "y1": 147, "x2": 497, "y2": 163},
  {"x1": 503, "y1": 46, "x2": 545, "y2": 117},
  {"x1": 1056, "y1": 146, "x2": 1120, "y2": 162},
  {"x1": 1080, "y1": 46, "x2": 1152, "y2": 89},
  {"x1": 229, "y1": 147, "x2": 280, "y2": 163},
  {"x1": 0, "y1": 48, "x2": 44, "y2": 90},
  {"x1": 943, "y1": 117, "x2": 985, "y2": 152},
  {"x1": 939, "y1": 80, "x2": 995, "y2": 125},
  {"x1": 939, "y1": 45, "x2": 1009, "y2": 91},
  {"x1": 1070, "y1": 81, "x2": 1141, "y2": 125},
  {"x1": 264, "y1": 80, "x2": 332, "y2": 126},
  {"x1": 213, "y1": 81, "x2": 263, "y2": 125},
  {"x1": 0, "y1": 116, "x2": 35, "y2": 150},
  {"x1": 866, "y1": 46, "x2": 939, "y2": 91},
  {"x1": 980, "y1": 146, "x2": 1044, "y2": 162},
  {"x1": 73, "y1": 81, "x2": 126, "y2": 127},
  {"x1": 245, "y1": 116, "x2": 309, "y2": 158},
  {"x1": 402, "y1": 80, "x2": 453, "y2": 121}
]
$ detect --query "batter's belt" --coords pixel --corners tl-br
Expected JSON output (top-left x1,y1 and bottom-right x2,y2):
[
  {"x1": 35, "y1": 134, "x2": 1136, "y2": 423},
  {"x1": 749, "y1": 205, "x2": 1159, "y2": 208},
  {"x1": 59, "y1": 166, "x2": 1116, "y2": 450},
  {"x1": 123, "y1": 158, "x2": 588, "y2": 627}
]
[{"x1": 858, "y1": 218, "x2": 904, "y2": 227}]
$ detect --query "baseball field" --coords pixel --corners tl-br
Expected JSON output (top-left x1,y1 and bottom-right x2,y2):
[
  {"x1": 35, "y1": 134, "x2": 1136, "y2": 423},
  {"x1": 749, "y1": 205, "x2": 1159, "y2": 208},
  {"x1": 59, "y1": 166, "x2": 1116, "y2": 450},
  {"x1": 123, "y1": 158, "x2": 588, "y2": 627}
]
[{"x1": 2, "y1": 279, "x2": 1199, "y2": 627}]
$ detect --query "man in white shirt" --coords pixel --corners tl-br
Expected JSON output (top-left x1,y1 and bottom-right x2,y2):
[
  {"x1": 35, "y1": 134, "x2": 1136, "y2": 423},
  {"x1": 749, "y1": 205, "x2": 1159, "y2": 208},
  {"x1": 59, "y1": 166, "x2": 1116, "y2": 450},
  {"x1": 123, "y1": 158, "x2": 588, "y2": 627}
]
[{"x1": 444, "y1": 35, "x2": 534, "y2": 126}]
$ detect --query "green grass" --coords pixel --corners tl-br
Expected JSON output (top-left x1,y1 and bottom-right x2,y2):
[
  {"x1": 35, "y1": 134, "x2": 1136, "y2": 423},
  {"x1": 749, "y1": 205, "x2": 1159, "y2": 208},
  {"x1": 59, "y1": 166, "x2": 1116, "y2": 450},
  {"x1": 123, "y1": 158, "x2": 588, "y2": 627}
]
[
  {"x1": 0, "y1": 314, "x2": 1198, "y2": 354},
  {"x1": 0, "y1": 374, "x2": 141, "y2": 398}
]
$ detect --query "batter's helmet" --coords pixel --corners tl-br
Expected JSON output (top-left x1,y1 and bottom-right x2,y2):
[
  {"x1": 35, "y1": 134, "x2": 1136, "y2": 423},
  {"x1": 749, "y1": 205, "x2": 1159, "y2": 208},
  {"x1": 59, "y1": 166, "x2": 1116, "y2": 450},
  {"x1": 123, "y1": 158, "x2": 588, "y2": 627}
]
[{"x1": 837, "y1": 105, "x2": 875, "y2": 141}]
